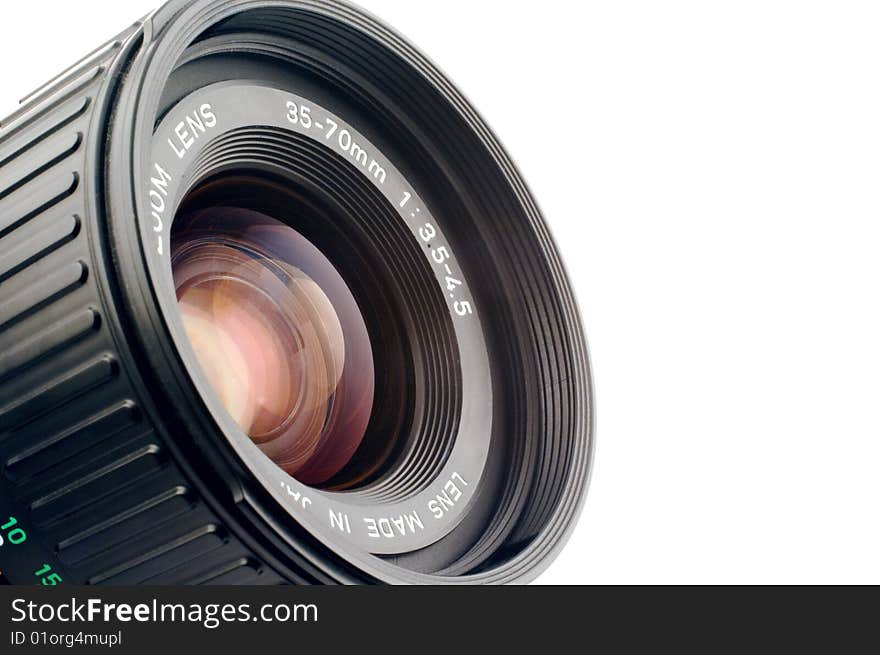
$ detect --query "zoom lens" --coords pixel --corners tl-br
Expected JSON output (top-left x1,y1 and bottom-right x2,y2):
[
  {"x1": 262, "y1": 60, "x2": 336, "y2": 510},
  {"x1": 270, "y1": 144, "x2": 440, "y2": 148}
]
[{"x1": 0, "y1": 0, "x2": 593, "y2": 585}]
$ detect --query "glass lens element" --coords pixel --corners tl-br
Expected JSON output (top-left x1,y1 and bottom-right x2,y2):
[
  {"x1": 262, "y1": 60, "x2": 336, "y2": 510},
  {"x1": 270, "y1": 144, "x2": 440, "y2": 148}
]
[{"x1": 171, "y1": 207, "x2": 375, "y2": 485}]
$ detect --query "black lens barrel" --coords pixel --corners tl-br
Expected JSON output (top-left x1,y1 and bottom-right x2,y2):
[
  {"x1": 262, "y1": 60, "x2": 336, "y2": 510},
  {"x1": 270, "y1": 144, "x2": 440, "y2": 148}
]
[
  {"x1": 0, "y1": 0, "x2": 593, "y2": 585},
  {"x1": 0, "y1": 22, "x2": 303, "y2": 585}
]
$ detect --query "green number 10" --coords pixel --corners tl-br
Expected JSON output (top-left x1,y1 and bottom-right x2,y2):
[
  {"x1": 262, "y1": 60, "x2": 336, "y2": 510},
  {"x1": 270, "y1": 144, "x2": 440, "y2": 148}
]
[{"x1": 1, "y1": 517, "x2": 27, "y2": 545}]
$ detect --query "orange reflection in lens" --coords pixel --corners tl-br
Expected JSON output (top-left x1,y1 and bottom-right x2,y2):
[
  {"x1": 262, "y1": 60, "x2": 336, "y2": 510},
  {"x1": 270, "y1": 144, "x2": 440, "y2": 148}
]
[{"x1": 172, "y1": 209, "x2": 374, "y2": 486}]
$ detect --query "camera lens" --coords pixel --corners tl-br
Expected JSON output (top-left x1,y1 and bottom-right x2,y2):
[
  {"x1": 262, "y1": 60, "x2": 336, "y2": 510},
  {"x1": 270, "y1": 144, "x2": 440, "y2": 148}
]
[{"x1": 0, "y1": 0, "x2": 593, "y2": 585}]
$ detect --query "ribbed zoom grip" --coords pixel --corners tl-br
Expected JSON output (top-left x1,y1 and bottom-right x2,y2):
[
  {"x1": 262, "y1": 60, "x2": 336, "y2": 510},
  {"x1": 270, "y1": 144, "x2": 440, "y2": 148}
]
[{"x1": 0, "y1": 24, "x2": 284, "y2": 586}]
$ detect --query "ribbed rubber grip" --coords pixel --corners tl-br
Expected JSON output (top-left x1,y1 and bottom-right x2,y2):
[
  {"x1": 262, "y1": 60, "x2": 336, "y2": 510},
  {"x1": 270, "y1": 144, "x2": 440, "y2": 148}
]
[{"x1": 0, "y1": 24, "x2": 284, "y2": 586}]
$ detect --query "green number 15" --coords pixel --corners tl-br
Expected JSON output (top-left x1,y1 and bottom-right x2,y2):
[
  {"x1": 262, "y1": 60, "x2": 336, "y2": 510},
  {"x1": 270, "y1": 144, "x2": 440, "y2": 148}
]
[{"x1": 34, "y1": 563, "x2": 63, "y2": 586}]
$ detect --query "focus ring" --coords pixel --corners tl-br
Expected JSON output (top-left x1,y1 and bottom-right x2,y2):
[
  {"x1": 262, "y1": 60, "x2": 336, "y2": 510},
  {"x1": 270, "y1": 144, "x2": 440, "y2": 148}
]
[{"x1": 0, "y1": 23, "x2": 284, "y2": 586}]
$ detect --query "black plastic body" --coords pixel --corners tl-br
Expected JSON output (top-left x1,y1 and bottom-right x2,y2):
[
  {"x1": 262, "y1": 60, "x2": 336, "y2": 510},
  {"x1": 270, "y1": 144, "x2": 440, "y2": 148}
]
[
  {"x1": 0, "y1": 0, "x2": 594, "y2": 585},
  {"x1": 0, "y1": 20, "x2": 305, "y2": 585}
]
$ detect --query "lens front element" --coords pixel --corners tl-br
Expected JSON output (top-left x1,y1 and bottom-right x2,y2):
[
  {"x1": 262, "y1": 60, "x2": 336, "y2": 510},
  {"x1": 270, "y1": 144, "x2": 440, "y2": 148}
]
[{"x1": 171, "y1": 207, "x2": 375, "y2": 486}]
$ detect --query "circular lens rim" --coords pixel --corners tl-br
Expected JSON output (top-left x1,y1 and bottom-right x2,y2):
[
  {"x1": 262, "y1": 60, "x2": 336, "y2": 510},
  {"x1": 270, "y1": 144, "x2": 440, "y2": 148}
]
[
  {"x1": 105, "y1": 0, "x2": 594, "y2": 585},
  {"x1": 147, "y1": 86, "x2": 494, "y2": 558}
]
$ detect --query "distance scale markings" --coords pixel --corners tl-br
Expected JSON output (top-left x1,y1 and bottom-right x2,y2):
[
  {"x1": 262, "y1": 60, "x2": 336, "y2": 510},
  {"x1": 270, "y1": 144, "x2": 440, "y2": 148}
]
[{"x1": 0, "y1": 516, "x2": 64, "y2": 585}]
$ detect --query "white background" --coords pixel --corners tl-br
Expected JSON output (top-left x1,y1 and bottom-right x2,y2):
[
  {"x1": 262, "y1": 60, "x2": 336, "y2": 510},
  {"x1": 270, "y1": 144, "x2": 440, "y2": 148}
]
[{"x1": 2, "y1": 1, "x2": 879, "y2": 585}]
